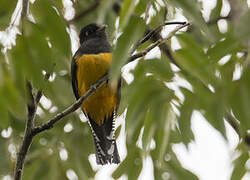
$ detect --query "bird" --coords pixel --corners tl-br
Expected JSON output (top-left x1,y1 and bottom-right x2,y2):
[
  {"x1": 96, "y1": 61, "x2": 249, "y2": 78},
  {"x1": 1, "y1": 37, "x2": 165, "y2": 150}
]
[{"x1": 71, "y1": 23, "x2": 121, "y2": 165}]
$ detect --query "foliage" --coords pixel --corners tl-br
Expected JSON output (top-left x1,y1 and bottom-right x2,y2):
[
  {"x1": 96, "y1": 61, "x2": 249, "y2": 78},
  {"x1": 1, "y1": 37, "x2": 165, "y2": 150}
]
[{"x1": 0, "y1": 0, "x2": 249, "y2": 179}]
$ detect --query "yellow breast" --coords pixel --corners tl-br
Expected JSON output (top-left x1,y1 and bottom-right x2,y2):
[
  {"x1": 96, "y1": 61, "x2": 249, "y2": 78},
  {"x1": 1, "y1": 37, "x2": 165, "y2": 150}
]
[{"x1": 76, "y1": 53, "x2": 118, "y2": 125}]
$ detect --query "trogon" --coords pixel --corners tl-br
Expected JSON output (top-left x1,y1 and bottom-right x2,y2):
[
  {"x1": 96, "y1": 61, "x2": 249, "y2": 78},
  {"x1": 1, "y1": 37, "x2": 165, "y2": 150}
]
[{"x1": 71, "y1": 23, "x2": 121, "y2": 165}]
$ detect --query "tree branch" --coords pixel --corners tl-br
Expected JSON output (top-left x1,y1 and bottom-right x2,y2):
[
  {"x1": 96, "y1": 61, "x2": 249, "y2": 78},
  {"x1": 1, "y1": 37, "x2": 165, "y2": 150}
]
[
  {"x1": 207, "y1": 15, "x2": 232, "y2": 25},
  {"x1": 14, "y1": 1, "x2": 35, "y2": 179},
  {"x1": 14, "y1": 80, "x2": 36, "y2": 179},
  {"x1": 225, "y1": 112, "x2": 250, "y2": 146},
  {"x1": 129, "y1": 22, "x2": 190, "y2": 62},
  {"x1": 26, "y1": 81, "x2": 35, "y2": 129},
  {"x1": 133, "y1": 21, "x2": 187, "y2": 52},
  {"x1": 32, "y1": 74, "x2": 108, "y2": 135}
]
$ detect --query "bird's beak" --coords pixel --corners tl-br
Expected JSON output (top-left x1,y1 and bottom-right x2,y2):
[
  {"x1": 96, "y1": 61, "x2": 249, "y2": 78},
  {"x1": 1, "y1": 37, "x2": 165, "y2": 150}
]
[{"x1": 98, "y1": 24, "x2": 107, "y2": 31}]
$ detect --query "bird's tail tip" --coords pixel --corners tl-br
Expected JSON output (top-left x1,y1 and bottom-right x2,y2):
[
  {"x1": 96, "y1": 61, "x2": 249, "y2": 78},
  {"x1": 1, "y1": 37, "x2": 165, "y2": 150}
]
[{"x1": 95, "y1": 140, "x2": 120, "y2": 165}]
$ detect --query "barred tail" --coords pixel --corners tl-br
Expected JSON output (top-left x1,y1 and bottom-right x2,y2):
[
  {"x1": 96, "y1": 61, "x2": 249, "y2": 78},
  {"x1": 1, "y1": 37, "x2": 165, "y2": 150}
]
[
  {"x1": 94, "y1": 137, "x2": 120, "y2": 165},
  {"x1": 88, "y1": 113, "x2": 120, "y2": 165}
]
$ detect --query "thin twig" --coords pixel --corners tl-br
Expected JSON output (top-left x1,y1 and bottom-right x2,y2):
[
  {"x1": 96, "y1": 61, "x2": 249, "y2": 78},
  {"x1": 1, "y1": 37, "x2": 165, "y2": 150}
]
[
  {"x1": 68, "y1": 0, "x2": 101, "y2": 23},
  {"x1": 133, "y1": 21, "x2": 187, "y2": 52},
  {"x1": 225, "y1": 112, "x2": 240, "y2": 135},
  {"x1": 130, "y1": 22, "x2": 190, "y2": 62},
  {"x1": 148, "y1": 26, "x2": 181, "y2": 68},
  {"x1": 225, "y1": 112, "x2": 250, "y2": 146},
  {"x1": 207, "y1": 15, "x2": 231, "y2": 25}
]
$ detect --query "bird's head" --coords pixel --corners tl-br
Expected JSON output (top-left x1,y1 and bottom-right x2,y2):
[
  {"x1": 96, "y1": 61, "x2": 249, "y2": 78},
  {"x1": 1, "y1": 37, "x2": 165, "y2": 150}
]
[{"x1": 79, "y1": 23, "x2": 107, "y2": 44}]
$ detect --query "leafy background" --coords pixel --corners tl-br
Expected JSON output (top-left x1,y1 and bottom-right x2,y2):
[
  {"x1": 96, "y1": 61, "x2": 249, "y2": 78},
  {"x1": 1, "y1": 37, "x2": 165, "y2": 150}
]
[{"x1": 0, "y1": 0, "x2": 250, "y2": 179}]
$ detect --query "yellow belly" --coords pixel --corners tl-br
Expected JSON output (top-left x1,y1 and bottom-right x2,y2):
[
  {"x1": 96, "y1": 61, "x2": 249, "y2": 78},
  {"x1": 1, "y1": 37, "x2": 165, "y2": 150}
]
[{"x1": 76, "y1": 53, "x2": 117, "y2": 125}]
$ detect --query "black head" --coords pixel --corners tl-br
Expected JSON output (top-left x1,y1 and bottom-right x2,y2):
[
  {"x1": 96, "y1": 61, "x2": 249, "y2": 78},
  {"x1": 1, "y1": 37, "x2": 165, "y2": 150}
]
[{"x1": 79, "y1": 23, "x2": 107, "y2": 44}]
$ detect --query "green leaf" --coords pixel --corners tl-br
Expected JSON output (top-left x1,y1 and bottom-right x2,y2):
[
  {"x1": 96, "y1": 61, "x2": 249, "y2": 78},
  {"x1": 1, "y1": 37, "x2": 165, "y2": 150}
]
[
  {"x1": 30, "y1": 0, "x2": 71, "y2": 69},
  {"x1": 166, "y1": 151, "x2": 199, "y2": 180},
  {"x1": 0, "y1": 137, "x2": 10, "y2": 174},
  {"x1": 152, "y1": 104, "x2": 173, "y2": 164},
  {"x1": 110, "y1": 16, "x2": 145, "y2": 81},
  {"x1": 235, "y1": 10, "x2": 250, "y2": 41},
  {"x1": 178, "y1": 88, "x2": 195, "y2": 145},
  {"x1": 125, "y1": 77, "x2": 172, "y2": 130},
  {"x1": 96, "y1": 0, "x2": 116, "y2": 24},
  {"x1": 173, "y1": 34, "x2": 214, "y2": 85},
  {"x1": 148, "y1": 3, "x2": 166, "y2": 28},
  {"x1": 9, "y1": 112, "x2": 25, "y2": 132},
  {"x1": 64, "y1": 119, "x2": 95, "y2": 179},
  {"x1": 134, "y1": 0, "x2": 149, "y2": 16},
  {"x1": 231, "y1": 151, "x2": 249, "y2": 180},
  {"x1": 119, "y1": 0, "x2": 137, "y2": 29},
  {"x1": 0, "y1": 0, "x2": 17, "y2": 30},
  {"x1": 3, "y1": 76, "x2": 26, "y2": 120},
  {"x1": 152, "y1": 148, "x2": 199, "y2": 180},
  {"x1": 43, "y1": 73, "x2": 73, "y2": 109},
  {"x1": 25, "y1": 160, "x2": 50, "y2": 179},
  {"x1": 112, "y1": 146, "x2": 142, "y2": 179},
  {"x1": 230, "y1": 67, "x2": 250, "y2": 131},
  {"x1": 219, "y1": 54, "x2": 236, "y2": 82},
  {"x1": 142, "y1": 108, "x2": 156, "y2": 152},
  {"x1": 115, "y1": 124, "x2": 122, "y2": 139},
  {"x1": 190, "y1": 79, "x2": 226, "y2": 138},
  {"x1": 207, "y1": 36, "x2": 241, "y2": 63},
  {"x1": 168, "y1": 0, "x2": 213, "y2": 41},
  {"x1": 135, "y1": 59, "x2": 174, "y2": 82},
  {"x1": 10, "y1": 27, "x2": 49, "y2": 90},
  {"x1": 209, "y1": 0, "x2": 222, "y2": 21},
  {"x1": 0, "y1": 88, "x2": 9, "y2": 128}
]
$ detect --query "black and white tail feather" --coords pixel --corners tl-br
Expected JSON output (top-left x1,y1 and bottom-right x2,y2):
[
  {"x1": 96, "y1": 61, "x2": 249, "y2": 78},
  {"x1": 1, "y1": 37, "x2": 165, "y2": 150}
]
[{"x1": 87, "y1": 112, "x2": 120, "y2": 165}]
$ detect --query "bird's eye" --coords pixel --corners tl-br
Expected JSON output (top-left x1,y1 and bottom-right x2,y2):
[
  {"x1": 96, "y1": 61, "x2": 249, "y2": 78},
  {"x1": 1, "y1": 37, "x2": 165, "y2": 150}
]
[{"x1": 85, "y1": 31, "x2": 89, "y2": 36}]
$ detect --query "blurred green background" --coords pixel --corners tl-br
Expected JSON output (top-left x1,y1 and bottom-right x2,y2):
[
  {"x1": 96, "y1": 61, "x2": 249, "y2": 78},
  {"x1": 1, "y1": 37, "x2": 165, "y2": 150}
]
[{"x1": 0, "y1": 0, "x2": 250, "y2": 179}]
